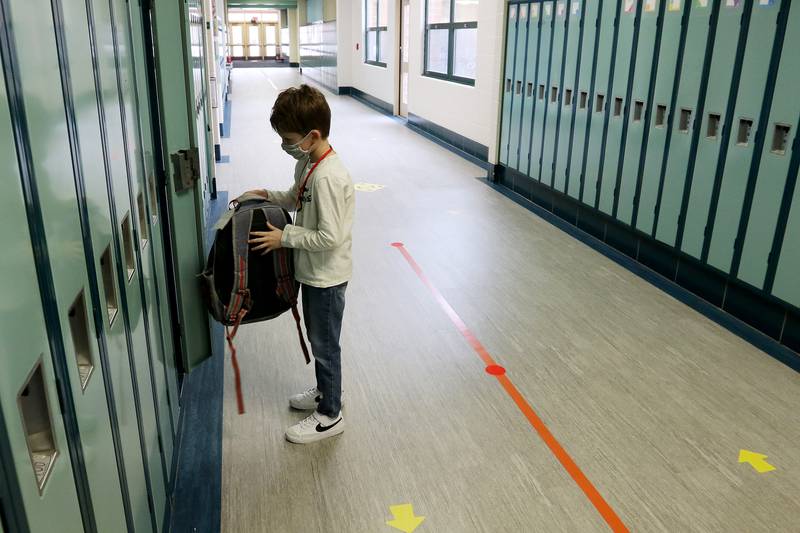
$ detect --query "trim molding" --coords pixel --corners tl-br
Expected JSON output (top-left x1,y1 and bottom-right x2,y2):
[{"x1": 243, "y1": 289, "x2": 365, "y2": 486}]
[
  {"x1": 488, "y1": 166, "x2": 800, "y2": 371},
  {"x1": 408, "y1": 113, "x2": 490, "y2": 167},
  {"x1": 339, "y1": 86, "x2": 394, "y2": 116}
]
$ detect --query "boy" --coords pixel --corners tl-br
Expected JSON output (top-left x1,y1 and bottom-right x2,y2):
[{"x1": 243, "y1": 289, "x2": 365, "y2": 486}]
[{"x1": 244, "y1": 84, "x2": 354, "y2": 444}]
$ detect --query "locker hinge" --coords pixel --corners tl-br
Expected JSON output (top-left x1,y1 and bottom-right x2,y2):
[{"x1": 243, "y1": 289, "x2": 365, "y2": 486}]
[
  {"x1": 170, "y1": 147, "x2": 201, "y2": 193},
  {"x1": 54, "y1": 378, "x2": 66, "y2": 414}
]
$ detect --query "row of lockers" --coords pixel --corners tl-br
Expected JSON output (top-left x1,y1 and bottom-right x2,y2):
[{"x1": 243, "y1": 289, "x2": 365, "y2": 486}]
[
  {"x1": 0, "y1": 0, "x2": 187, "y2": 531},
  {"x1": 499, "y1": 0, "x2": 800, "y2": 310}
]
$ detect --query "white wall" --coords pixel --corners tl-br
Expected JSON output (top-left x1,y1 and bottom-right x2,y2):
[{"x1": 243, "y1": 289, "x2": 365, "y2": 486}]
[
  {"x1": 336, "y1": 0, "x2": 506, "y2": 163},
  {"x1": 289, "y1": 8, "x2": 299, "y2": 63}
]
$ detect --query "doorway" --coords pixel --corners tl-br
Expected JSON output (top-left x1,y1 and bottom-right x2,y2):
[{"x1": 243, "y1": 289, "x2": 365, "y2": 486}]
[{"x1": 398, "y1": 0, "x2": 410, "y2": 117}]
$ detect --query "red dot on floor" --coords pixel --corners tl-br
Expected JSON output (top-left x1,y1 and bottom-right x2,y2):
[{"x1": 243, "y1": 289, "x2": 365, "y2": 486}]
[
  {"x1": 391, "y1": 242, "x2": 404, "y2": 248},
  {"x1": 486, "y1": 365, "x2": 506, "y2": 376}
]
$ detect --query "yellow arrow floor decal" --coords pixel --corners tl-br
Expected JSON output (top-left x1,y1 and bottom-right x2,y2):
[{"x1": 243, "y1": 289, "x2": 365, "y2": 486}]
[
  {"x1": 354, "y1": 182, "x2": 385, "y2": 192},
  {"x1": 739, "y1": 450, "x2": 776, "y2": 473},
  {"x1": 386, "y1": 504, "x2": 425, "y2": 532}
]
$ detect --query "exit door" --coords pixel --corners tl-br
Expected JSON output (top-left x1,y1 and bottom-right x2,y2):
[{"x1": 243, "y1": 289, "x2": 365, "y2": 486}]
[{"x1": 399, "y1": 0, "x2": 410, "y2": 117}]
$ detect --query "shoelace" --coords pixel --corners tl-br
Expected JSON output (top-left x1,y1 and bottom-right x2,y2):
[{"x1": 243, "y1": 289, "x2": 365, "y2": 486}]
[
  {"x1": 301, "y1": 387, "x2": 317, "y2": 400},
  {"x1": 299, "y1": 414, "x2": 318, "y2": 428}
]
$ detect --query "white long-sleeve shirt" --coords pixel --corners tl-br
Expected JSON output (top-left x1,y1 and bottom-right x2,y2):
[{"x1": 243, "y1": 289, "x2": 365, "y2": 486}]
[{"x1": 266, "y1": 153, "x2": 354, "y2": 288}]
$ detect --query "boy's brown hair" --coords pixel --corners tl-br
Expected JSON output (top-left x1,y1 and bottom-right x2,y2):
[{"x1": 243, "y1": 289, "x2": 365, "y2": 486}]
[{"x1": 270, "y1": 84, "x2": 331, "y2": 138}]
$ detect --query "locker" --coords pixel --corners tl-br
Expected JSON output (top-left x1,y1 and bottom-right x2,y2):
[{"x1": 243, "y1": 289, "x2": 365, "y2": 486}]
[
  {"x1": 518, "y1": 2, "x2": 544, "y2": 175},
  {"x1": 89, "y1": 0, "x2": 168, "y2": 528},
  {"x1": 772, "y1": 169, "x2": 800, "y2": 307},
  {"x1": 111, "y1": 0, "x2": 176, "y2": 471},
  {"x1": 705, "y1": 3, "x2": 782, "y2": 272},
  {"x1": 581, "y1": 0, "x2": 622, "y2": 206},
  {"x1": 509, "y1": 3, "x2": 531, "y2": 172},
  {"x1": 500, "y1": 4, "x2": 520, "y2": 166},
  {"x1": 539, "y1": 0, "x2": 570, "y2": 185},
  {"x1": 8, "y1": 0, "x2": 135, "y2": 530},
  {"x1": 60, "y1": 0, "x2": 159, "y2": 531},
  {"x1": 635, "y1": 0, "x2": 703, "y2": 235},
  {"x1": 565, "y1": 0, "x2": 603, "y2": 199},
  {"x1": 527, "y1": 0, "x2": 555, "y2": 178},
  {"x1": 615, "y1": 0, "x2": 666, "y2": 224},
  {"x1": 680, "y1": 0, "x2": 767, "y2": 258},
  {"x1": 124, "y1": 0, "x2": 181, "y2": 441},
  {"x1": 653, "y1": 0, "x2": 722, "y2": 245},
  {"x1": 737, "y1": 1, "x2": 798, "y2": 288},
  {"x1": 553, "y1": 0, "x2": 587, "y2": 193},
  {"x1": 0, "y1": 42, "x2": 85, "y2": 533},
  {"x1": 597, "y1": 0, "x2": 644, "y2": 214}
]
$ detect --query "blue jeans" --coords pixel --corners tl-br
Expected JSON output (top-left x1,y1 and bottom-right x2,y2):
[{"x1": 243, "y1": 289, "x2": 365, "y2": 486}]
[{"x1": 301, "y1": 282, "x2": 347, "y2": 417}]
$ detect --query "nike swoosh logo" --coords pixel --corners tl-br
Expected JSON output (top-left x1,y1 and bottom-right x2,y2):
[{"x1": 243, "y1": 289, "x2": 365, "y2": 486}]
[{"x1": 316, "y1": 418, "x2": 342, "y2": 433}]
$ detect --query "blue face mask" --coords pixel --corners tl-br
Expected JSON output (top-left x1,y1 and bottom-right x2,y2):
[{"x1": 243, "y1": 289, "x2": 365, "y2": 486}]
[{"x1": 281, "y1": 132, "x2": 313, "y2": 160}]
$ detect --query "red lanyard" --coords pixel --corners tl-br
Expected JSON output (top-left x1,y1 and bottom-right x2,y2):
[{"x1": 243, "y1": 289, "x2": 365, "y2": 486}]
[{"x1": 296, "y1": 147, "x2": 333, "y2": 211}]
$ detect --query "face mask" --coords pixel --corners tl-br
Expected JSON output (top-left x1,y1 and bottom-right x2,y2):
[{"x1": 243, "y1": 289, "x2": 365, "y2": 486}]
[{"x1": 281, "y1": 132, "x2": 313, "y2": 160}]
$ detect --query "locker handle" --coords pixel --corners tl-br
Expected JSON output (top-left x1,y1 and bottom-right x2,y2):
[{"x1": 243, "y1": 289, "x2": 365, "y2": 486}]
[
  {"x1": 527, "y1": 82, "x2": 533, "y2": 97},
  {"x1": 516, "y1": 80, "x2": 522, "y2": 95},
  {"x1": 68, "y1": 290, "x2": 95, "y2": 391},
  {"x1": 506, "y1": 79, "x2": 512, "y2": 92},
  {"x1": 18, "y1": 359, "x2": 59, "y2": 494}
]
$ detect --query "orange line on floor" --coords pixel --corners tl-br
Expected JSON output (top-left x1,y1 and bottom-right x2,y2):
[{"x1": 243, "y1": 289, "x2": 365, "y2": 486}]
[{"x1": 392, "y1": 242, "x2": 629, "y2": 533}]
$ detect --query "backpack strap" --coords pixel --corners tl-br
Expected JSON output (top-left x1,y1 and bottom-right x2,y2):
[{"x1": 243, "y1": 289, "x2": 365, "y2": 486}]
[
  {"x1": 224, "y1": 209, "x2": 254, "y2": 324},
  {"x1": 262, "y1": 207, "x2": 311, "y2": 365}
]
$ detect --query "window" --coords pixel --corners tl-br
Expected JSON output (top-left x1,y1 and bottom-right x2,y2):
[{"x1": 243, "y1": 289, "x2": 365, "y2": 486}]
[
  {"x1": 365, "y1": 0, "x2": 389, "y2": 67},
  {"x1": 424, "y1": 0, "x2": 478, "y2": 85}
]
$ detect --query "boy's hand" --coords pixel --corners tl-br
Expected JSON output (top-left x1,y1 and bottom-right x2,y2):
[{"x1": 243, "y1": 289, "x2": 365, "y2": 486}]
[{"x1": 248, "y1": 222, "x2": 283, "y2": 254}]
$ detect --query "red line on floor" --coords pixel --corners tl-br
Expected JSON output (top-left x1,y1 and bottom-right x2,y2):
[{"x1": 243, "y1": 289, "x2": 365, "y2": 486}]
[{"x1": 392, "y1": 242, "x2": 629, "y2": 533}]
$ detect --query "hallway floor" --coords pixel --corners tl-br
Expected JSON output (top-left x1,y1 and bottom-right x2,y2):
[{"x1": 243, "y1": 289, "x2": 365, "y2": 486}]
[{"x1": 215, "y1": 68, "x2": 800, "y2": 532}]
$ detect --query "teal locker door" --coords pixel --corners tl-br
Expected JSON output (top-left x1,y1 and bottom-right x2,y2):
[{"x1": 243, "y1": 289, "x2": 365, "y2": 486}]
[
  {"x1": 737, "y1": 1, "x2": 799, "y2": 288},
  {"x1": 772, "y1": 166, "x2": 800, "y2": 307},
  {"x1": 554, "y1": 0, "x2": 585, "y2": 193},
  {"x1": 60, "y1": 1, "x2": 158, "y2": 531},
  {"x1": 565, "y1": 0, "x2": 602, "y2": 199},
  {"x1": 518, "y1": 2, "x2": 543, "y2": 175},
  {"x1": 539, "y1": 0, "x2": 570, "y2": 185},
  {"x1": 581, "y1": 0, "x2": 621, "y2": 205},
  {"x1": 680, "y1": 0, "x2": 765, "y2": 258},
  {"x1": 616, "y1": 0, "x2": 664, "y2": 224},
  {"x1": 125, "y1": 0, "x2": 180, "y2": 440},
  {"x1": 8, "y1": 0, "x2": 134, "y2": 531},
  {"x1": 636, "y1": 0, "x2": 700, "y2": 234},
  {"x1": 499, "y1": 3, "x2": 519, "y2": 167},
  {"x1": 597, "y1": 0, "x2": 642, "y2": 214},
  {"x1": 528, "y1": 1, "x2": 554, "y2": 178},
  {"x1": 89, "y1": 0, "x2": 166, "y2": 529},
  {"x1": 112, "y1": 0, "x2": 176, "y2": 470},
  {"x1": 509, "y1": 3, "x2": 531, "y2": 171},
  {"x1": 653, "y1": 0, "x2": 720, "y2": 245},
  {"x1": 705, "y1": 1, "x2": 781, "y2": 272},
  {"x1": 0, "y1": 45, "x2": 85, "y2": 533}
]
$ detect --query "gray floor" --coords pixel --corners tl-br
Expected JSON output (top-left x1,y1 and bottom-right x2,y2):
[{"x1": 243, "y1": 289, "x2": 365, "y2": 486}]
[{"x1": 216, "y1": 69, "x2": 800, "y2": 533}]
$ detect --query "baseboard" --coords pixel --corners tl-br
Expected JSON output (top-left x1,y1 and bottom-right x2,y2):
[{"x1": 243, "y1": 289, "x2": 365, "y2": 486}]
[
  {"x1": 339, "y1": 86, "x2": 394, "y2": 116},
  {"x1": 486, "y1": 167, "x2": 800, "y2": 371},
  {"x1": 407, "y1": 113, "x2": 490, "y2": 169}
]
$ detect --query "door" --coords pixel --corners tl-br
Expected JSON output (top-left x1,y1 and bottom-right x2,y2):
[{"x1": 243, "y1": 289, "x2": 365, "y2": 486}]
[{"x1": 399, "y1": 0, "x2": 410, "y2": 117}]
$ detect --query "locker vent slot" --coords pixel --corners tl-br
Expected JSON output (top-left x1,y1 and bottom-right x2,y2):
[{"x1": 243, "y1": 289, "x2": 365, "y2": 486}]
[
  {"x1": 565, "y1": 88, "x2": 573, "y2": 106},
  {"x1": 655, "y1": 104, "x2": 667, "y2": 127},
  {"x1": 614, "y1": 97, "x2": 623, "y2": 117},
  {"x1": 68, "y1": 291, "x2": 94, "y2": 391},
  {"x1": 580, "y1": 91, "x2": 588, "y2": 109},
  {"x1": 596, "y1": 94, "x2": 605, "y2": 113},
  {"x1": 551, "y1": 86, "x2": 558, "y2": 102},
  {"x1": 539, "y1": 84, "x2": 545, "y2": 100},
  {"x1": 148, "y1": 172, "x2": 158, "y2": 224},
  {"x1": 679, "y1": 108, "x2": 692, "y2": 133},
  {"x1": 633, "y1": 101, "x2": 644, "y2": 122},
  {"x1": 771, "y1": 124, "x2": 790, "y2": 155},
  {"x1": 505, "y1": 79, "x2": 511, "y2": 92},
  {"x1": 527, "y1": 82, "x2": 534, "y2": 97},
  {"x1": 137, "y1": 192, "x2": 149, "y2": 248},
  {"x1": 18, "y1": 360, "x2": 58, "y2": 494},
  {"x1": 737, "y1": 118, "x2": 753, "y2": 146},
  {"x1": 516, "y1": 80, "x2": 522, "y2": 94},
  {"x1": 121, "y1": 214, "x2": 136, "y2": 281},
  {"x1": 707, "y1": 113, "x2": 721, "y2": 139},
  {"x1": 100, "y1": 245, "x2": 118, "y2": 325}
]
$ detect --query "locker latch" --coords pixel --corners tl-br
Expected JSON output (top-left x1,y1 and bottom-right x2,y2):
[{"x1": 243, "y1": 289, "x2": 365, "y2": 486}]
[{"x1": 170, "y1": 147, "x2": 201, "y2": 193}]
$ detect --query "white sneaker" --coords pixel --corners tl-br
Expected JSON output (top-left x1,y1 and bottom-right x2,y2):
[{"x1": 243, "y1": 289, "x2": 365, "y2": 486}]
[
  {"x1": 285, "y1": 412, "x2": 345, "y2": 444},
  {"x1": 289, "y1": 387, "x2": 344, "y2": 411}
]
